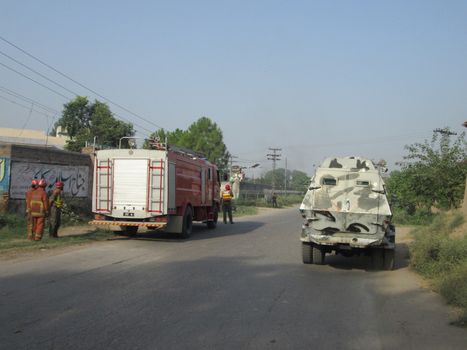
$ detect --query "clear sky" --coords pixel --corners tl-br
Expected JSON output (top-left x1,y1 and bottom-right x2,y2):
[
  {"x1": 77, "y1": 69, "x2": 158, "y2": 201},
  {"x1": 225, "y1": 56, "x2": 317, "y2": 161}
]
[{"x1": 1, "y1": 0, "x2": 466, "y2": 176}]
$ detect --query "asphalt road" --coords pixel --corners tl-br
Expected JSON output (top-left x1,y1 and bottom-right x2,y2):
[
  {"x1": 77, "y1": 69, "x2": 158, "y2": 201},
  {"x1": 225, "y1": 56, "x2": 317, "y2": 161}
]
[{"x1": 0, "y1": 208, "x2": 466, "y2": 350}]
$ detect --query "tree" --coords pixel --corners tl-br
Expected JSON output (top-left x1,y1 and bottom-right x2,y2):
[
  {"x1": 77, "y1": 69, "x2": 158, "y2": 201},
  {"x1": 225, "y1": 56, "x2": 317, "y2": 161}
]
[
  {"x1": 386, "y1": 128, "x2": 466, "y2": 211},
  {"x1": 144, "y1": 117, "x2": 230, "y2": 169},
  {"x1": 56, "y1": 97, "x2": 134, "y2": 152},
  {"x1": 143, "y1": 128, "x2": 185, "y2": 149},
  {"x1": 257, "y1": 168, "x2": 310, "y2": 192},
  {"x1": 290, "y1": 170, "x2": 311, "y2": 192}
]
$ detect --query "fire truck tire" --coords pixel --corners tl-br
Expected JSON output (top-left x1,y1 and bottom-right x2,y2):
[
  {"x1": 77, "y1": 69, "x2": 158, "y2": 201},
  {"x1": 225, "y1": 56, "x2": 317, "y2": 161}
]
[
  {"x1": 180, "y1": 207, "x2": 193, "y2": 238},
  {"x1": 207, "y1": 207, "x2": 218, "y2": 229},
  {"x1": 120, "y1": 226, "x2": 138, "y2": 236}
]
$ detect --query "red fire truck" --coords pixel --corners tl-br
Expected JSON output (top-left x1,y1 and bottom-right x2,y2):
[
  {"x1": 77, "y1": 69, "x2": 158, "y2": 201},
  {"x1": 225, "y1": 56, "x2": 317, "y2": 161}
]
[{"x1": 89, "y1": 144, "x2": 220, "y2": 238}]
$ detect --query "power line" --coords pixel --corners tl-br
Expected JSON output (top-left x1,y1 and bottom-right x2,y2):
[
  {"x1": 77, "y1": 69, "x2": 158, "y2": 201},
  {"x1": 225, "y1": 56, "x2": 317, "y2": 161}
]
[
  {"x1": 0, "y1": 85, "x2": 60, "y2": 114},
  {"x1": 0, "y1": 49, "x2": 81, "y2": 97},
  {"x1": 0, "y1": 93, "x2": 54, "y2": 119},
  {"x1": 0, "y1": 35, "x2": 165, "y2": 131},
  {"x1": 0, "y1": 61, "x2": 71, "y2": 100}
]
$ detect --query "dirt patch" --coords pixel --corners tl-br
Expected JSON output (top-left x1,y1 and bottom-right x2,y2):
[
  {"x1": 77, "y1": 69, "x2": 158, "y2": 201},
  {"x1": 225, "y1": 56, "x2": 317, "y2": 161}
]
[
  {"x1": 58, "y1": 224, "x2": 98, "y2": 237},
  {"x1": 397, "y1": 225, "x2": 416, "y2": 244}
]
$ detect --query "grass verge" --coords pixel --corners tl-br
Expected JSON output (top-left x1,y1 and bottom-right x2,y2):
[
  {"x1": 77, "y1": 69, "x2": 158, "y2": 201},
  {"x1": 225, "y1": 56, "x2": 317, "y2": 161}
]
[
  {"x1": 409, "y1": 212, "x2": 467, "y2": 326},
  {"x1": 0, "y1": 213, "x2": 113, "y2": 256},
  {"x1": 233, "y1": 205, "x2": 257, "y2": 217},
  {"x1": 236, "y1": 194, "x2": 303, "y2": 208}
]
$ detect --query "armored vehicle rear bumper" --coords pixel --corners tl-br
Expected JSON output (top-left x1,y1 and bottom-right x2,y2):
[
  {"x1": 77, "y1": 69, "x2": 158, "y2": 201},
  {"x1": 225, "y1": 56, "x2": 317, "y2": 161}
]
[{"x1": 301, "y1": 226, "x2": 395, "y2": 250}]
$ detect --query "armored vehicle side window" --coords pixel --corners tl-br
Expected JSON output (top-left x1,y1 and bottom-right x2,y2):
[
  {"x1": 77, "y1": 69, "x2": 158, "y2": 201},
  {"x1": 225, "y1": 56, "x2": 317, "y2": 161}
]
[
  {"x1": 322, "y1": 177, "x2": 337, "y2": 186},
  {"x1": 356, "y1": 180, "x2": 370, "y2": 187}
]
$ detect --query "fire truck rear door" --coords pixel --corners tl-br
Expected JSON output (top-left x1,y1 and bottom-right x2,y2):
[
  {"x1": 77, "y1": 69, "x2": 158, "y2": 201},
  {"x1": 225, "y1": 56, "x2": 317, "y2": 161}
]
[{"x1": 113, "y1": 158, "x2": 148, "y2": 211}]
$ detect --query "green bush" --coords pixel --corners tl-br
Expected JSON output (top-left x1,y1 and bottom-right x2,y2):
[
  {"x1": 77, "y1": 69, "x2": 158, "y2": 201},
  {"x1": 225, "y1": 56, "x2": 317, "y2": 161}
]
[
  {"x1": 0, "y1": 213, "x2": 26, "y2": 239},
  {"x1": 60, "y1": 198, "x2": 92, "y2": 226},
  {"x1": 437, "y1": 260, "x2": 467, "y2": 326},
  {"x1": 392, "y1": 207, "x2": 434, "y2": 226},
  {"x1": 448, "y1": 213, "x2": 464, "y2": 230},
  {"x1": 0, "y1": 213, "x2": 24, "y2": 229},
  {"x1": 410, "y1": 212, "x2": 467, "y2": 326}
]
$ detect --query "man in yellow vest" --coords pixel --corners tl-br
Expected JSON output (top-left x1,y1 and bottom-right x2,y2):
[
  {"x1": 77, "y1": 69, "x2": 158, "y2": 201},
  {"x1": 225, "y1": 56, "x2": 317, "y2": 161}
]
[
  {"x1": 221, "y1": 183, "x2": 234, "y2": 224},
  {"x1": 49, "y1": 181, "x2": 64, "y2": 238}
]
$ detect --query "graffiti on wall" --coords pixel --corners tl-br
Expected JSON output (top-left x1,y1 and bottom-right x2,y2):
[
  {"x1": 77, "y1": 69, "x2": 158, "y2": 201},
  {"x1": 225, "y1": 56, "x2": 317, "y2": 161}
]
[
  {"x1": 10, "y1": 162, "x2": 89, "y2": 199},
  {"x1": 0, "y1": 157, "x2": 10, "y2": 193}
]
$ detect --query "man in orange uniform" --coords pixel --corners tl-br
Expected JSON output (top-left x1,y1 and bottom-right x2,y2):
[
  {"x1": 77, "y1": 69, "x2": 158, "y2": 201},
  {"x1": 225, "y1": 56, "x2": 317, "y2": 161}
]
[
  {"x1": 25, "y1": 179, "x2": 38, "y2": 240},
  {"x1": 27, "y1": 179, "x2": 49, "y2": 241}
]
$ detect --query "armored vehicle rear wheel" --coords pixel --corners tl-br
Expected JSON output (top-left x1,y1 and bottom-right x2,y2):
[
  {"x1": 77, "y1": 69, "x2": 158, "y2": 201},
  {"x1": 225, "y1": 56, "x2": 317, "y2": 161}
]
[
  {"x1": 383, "y1": 249, "x2": 395, "y2": 270},
  {"x1": 302, "y1": 243, "x2": 313, "y2": 264},
  {"x1": 371, "y1": 249, "x2": 384, "y2": 270},
  {"x1": 312, "y1": 245, "x2": 325, "y2": 265},
  {"x1": 180, "y1": 207, "x2": 193, "y2": 239}
]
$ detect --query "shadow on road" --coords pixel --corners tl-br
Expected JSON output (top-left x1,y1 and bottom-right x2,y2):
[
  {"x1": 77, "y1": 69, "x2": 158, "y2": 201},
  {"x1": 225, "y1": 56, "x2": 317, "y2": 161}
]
[
  {"x1": 109, "y1": 220, "x2": 265, "y2": 243},
  {"x1": 324, "y1": 242, "x2": 410, "y2": 271}
]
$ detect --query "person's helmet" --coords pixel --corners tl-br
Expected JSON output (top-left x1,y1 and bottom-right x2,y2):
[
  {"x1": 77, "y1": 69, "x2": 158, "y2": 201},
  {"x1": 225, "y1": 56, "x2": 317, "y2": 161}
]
[
  {"x1": 225, "y1": 184, "x2": 231, "y2": 191},
  {"x1": 38, "y1": 179, "x2": 47, "y2": 187},
  {"x1": 31, "y1": 179, "x2": 39, "y2": 187},
  {"x1": 55, "y1": 181, "x2": 64, "y2": 189}
]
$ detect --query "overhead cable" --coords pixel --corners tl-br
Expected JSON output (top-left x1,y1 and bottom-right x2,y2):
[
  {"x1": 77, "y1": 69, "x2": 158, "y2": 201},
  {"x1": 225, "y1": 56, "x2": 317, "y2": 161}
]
[
  {"x1": 0, "y1": 61, "x2": 71, "y2": 100},
  {"x1": 0, "y1": 50, "x2": 81, "y2": 97},
  {"x1": 0, "y1": 35, "x2": 165, "y2": 130},
  {"x1": 0, "y1": 93, "x2": 54, "y2": 118},
  {"x1": 0, "y1": 85, "x2": 60, "y2": 114}
]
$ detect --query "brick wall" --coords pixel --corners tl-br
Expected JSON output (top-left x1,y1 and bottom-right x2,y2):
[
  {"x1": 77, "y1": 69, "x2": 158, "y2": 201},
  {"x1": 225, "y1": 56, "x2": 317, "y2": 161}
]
[{"x1": 0, "y1": 142, "x2": 93, "y2": 215}]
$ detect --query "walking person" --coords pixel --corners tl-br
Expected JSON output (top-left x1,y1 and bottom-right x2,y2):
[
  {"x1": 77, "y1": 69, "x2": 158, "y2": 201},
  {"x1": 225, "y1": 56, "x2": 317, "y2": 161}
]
[
  {"x1": 25, "y1": 179, "x2": 38, "y2": 240},
  {"x1": 221, "y1": 183, "x2": 234, "y2": 224},
  {"x1": 26, "y1": 179, "x2": 49, "y2": 241},
  {"x1": 49, "y1": 181, "x2": 64, "y2": 238}
]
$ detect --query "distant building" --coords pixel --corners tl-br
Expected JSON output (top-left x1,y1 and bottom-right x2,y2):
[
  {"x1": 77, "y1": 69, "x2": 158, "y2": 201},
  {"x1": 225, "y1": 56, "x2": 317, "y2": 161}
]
[{"x1": 0, "y1": 127, "x2": 68, "y2": 149}]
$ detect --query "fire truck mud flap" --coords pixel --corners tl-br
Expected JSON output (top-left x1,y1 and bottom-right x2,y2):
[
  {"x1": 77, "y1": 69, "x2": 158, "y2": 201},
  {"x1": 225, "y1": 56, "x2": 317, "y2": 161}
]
[{"x1": 165, "y1": 216, "x2": 183, "y2": 233}]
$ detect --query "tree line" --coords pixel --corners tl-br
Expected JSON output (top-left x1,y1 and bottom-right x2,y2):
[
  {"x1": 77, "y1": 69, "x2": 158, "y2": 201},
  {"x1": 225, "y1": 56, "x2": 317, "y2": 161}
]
[{"x1": 54, "y1": 97, "x2": 466, "y2": 208}]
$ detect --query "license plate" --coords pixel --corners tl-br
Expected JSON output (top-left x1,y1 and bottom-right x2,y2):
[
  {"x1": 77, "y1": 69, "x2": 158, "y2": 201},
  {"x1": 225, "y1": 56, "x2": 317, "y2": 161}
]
[{"x1": 123, "y1": 212, "x2": 134, "y2": 217}]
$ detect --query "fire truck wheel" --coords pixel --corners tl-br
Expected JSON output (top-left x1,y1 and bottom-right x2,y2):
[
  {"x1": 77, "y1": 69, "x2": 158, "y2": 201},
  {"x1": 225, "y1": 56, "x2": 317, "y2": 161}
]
[
  {"x1": 207, "y1": 207, "x2": 218, "y2": 229},
  {"x1": 180, "y1": 207, "x2": 193, "y2": 238}
]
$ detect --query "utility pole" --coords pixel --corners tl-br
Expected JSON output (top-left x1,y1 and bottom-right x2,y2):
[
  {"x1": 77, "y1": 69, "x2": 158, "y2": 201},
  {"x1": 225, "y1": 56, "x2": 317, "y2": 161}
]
[
  {"x1": 229, "y1": 154, "x2": 238, "y2": 179},
  {"x1": 267, "y1": 148, "x2": 281, "y2": 191},
  {"x1": 284, "y1": 157, "x2": 287, "y2": 196}
]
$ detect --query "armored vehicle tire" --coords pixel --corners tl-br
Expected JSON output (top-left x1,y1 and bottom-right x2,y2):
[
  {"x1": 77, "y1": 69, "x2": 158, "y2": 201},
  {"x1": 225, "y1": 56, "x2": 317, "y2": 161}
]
[
  {"x1": 312, "y1": 245, "x2": 325, "y2": 265},
  {"x1": 371, "y1": 249, "x2": 384, "y2": 270},
  {"x1": 120, "y1": 226, "x2": 138, "y2": 236},
  {"x1": 207, "y1": 207, "x2": 218, "y2": 229},
  {"x1": 180, "y1": 207, "x2": 193, "y2": 239},
  {"x1": 302, "y1": 243, "x2": 313, "y2": 264},
  {"x1": 383, "y1": 249, "x2": 395, "y2": 270}
]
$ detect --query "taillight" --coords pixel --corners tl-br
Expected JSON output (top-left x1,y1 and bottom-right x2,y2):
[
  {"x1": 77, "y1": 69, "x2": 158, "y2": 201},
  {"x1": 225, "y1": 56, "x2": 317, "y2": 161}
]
[{"x1": 94, "y1": 214, "x2": 105, "y2": 220}]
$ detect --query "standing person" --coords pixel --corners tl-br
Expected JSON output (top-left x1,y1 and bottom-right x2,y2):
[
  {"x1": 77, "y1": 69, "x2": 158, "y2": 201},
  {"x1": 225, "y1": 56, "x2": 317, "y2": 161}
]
[
  {"x1": 272, "y1": 192, "x2": 278, "y2": 208},
  {"x1": 221, "y1": 183, "x2": 234, "y2": 224},
  {"x1": 25, "y1": 179, "x2": 38, "y2": 240},
  {"x1": 49, "y1": 181, "x2": 64, "y2": 238},
  {"x1": 27, "y1": 179, "x2": 49, "y2": 241}
]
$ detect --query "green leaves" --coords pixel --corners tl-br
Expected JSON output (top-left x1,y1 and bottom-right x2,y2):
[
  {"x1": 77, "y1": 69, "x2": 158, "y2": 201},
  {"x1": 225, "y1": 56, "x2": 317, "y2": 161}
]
[
  {"x1": 387, "y1": 128, "x2": 467, "y2": 212},
  {"x1": 57, "y1": 97, "x2": 135, "y2": 152},
  {"x1": 144, "y1": 117, "x2": 230, "y2": 168}
]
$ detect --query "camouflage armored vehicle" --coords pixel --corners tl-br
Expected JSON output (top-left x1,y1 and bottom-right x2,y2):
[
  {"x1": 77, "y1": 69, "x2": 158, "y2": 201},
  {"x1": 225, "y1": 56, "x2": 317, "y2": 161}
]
[{"x1": 299, "y1": 156, "x2": 395, "y2": 270}]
